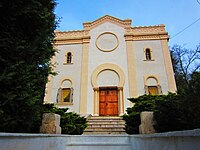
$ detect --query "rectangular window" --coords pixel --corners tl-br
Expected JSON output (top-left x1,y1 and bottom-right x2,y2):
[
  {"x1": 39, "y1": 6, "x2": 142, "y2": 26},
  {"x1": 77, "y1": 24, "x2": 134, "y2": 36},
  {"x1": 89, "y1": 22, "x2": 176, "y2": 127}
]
[
  {"x1": 148, "y1": 86, "x2": 158, "y2": 95},
  {"x1": 59, "y1": 88, "x2": 73, "y2": 104}
]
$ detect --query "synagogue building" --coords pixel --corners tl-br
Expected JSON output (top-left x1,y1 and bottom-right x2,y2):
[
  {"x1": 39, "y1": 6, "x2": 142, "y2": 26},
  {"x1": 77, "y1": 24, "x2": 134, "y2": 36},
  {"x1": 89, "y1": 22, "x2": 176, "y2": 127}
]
[{"x1": 44, "y1": 15, "x2": 176, "y2": 116}]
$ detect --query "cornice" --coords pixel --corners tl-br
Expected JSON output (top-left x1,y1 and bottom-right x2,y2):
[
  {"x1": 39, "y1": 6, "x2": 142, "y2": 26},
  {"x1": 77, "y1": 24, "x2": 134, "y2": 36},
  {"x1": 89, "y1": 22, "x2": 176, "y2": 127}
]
[
  {"x1": 124, "y1": 34, "x2": 169, "y2": 41},
  {"x1": 124, "y1": 24, "x2": 169, "y2": 41},
  {"x1": 83, "y1": 15, "x2": 132, "y2": 30},
  {"x1": 54, "y1": 30, "x2": 90, "y2": 45},
  {"x1": 54, "y1": 16, "x2": 169, "y2": 44}
]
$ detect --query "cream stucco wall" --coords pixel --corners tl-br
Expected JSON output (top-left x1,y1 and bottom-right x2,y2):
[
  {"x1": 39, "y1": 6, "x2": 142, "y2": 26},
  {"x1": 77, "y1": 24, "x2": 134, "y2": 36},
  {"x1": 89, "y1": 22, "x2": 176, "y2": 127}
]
[
  {"x1": 133, "y1": 40, "x2": 169, "y2": 95},
  {"x1": 87, "y1": 22, "x2": 130, "y2": 115},
  {"x1": 46, "y1": 44, "x2": 83, "y2": 113}
]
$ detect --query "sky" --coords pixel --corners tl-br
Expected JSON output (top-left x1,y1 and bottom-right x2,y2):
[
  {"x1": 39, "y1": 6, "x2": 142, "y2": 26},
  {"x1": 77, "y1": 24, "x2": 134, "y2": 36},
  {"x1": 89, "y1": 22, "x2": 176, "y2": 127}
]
[{"x1": 54, "y1": 0, "x2": 200, "y2": 49}]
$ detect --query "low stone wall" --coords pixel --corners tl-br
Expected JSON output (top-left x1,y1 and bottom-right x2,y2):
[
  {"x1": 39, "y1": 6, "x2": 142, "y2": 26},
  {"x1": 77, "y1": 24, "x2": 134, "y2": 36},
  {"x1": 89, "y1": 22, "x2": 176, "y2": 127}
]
[
  {"x1": 0, "y1": 129, "x2": 199, "y2": 150},
  {"x1": 130, "y1": 129, "x2": 200, "y2": 150},
  {"x1": 0, "y1": 133, "x2": 67, "y2": 150}
]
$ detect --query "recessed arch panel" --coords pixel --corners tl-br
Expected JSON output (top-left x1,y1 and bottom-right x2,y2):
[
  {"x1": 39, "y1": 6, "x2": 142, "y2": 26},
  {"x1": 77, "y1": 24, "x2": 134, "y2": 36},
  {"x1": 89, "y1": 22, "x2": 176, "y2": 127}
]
[{"x1": 91, "y1": 63, "x2": 125, "y2": 88}]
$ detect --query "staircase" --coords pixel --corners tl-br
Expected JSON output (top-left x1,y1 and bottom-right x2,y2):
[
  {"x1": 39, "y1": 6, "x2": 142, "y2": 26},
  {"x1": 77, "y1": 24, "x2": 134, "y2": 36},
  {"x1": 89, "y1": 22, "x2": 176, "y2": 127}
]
[
  {"x1": 84, "y1": 116, "x2": 126, "y2": 134},
  {"x1": 66, "y1": 135, "x2": 132, "y2": 150}
]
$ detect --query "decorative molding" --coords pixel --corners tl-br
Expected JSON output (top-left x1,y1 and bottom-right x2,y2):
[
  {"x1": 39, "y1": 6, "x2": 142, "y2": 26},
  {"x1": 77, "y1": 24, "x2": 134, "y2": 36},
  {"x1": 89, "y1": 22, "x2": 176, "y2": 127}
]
[
  {"x1": 84, "y1": 15, "x2": 132, "y2": 30},
  {"x1": 55, "y1": 15, "x2": 169, "y2": 44},
  {"x1": 124, "y1": 25, "x2": 169, "y2": 41},
  {"x1": 130, "y1": 24, "x2": 166, "y2": 34},
  {"x1": 144, "y1": 75, "x2": 161, "y2": 85},
  {"x1": 60, "y1": 78, "x2": 73, "y2": 87},
  {"x1": 55, "y1": 30, "x2": 90, "y2": 45},
  {"x1": 117, "y1": 87, "x2": 123, "y2": 90},
  {"x1": 91, "y1": 63, "x2": 125, "y2": 88},
  {"x1": 125, "y1": 34, "x2": 169, "y2": 41},
  {"x1": 93, "y1": 87, "x2": 99, "y2": 91},
  {"x1": 96, "y1": 32, "x2": 119, "y2": 52}
]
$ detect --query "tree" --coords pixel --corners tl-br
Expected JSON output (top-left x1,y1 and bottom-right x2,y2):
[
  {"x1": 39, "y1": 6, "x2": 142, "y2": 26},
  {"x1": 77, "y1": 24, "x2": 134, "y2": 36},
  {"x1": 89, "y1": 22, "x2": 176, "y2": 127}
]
[
  {"x1": 170, "y1": 43, "x2": 200, "y2": 93},
  {"x1": 0, "y1": 0, "x2": 57, "y2": 132},
  {"x1": 170, "y1": 43, "x2": 200, "y2": 129}
]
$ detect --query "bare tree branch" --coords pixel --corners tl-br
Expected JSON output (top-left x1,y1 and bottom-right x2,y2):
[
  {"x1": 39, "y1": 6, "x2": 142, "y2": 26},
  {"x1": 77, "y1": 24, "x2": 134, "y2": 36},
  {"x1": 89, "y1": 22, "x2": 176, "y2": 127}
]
[{"x1": 171, "y1": 43, "x2": 200, "y2": 83}]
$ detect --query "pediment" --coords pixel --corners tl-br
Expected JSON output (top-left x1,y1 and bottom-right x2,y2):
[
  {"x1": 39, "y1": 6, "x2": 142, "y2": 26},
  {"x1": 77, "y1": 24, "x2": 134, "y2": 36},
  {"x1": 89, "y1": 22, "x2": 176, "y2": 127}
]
[{"x1": 83, "y1": 15, "x2": 132, "y2": 30}]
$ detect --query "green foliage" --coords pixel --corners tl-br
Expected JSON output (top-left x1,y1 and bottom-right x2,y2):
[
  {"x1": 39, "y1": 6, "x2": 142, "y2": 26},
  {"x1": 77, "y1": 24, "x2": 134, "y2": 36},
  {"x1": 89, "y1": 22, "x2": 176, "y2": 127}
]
[
  {"x1": 180, "y1": 72, "x2": 200, "y2": 130},
  {"x1": 43, "y1": 104, "x2": 88, "y2": 135},
  {"x1": 170, "y1": 44, "x2": 200, "y2": 131},
  {"x1": 123, "y1": 94, "x2": 159, "y2": 134},
  {"x1": 153, "y1": 93, "x2": 185, "y2": 132},
  {"x1": 154, "y1": 73, "x2": 200, "y2": 132},
  {"x1": 123, "y1": 93, "x2": 180, "y2": 134},
  {"x1": 0, "y1": 0, "x2": 56, "y2": 133},
  {"x1": 122, "y1": 112, "x2": 140, "y2": 134},
  {"x1": 124, "y1": 83, "x2": 200, "y2": 134}
]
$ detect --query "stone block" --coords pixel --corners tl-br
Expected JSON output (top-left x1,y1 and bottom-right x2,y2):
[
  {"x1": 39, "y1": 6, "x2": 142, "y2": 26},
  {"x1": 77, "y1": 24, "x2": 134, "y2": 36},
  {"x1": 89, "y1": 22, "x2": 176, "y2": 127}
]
[
  {"x1": 139, "y1": 111, "x2": 156, "y2": 134},
  {"x1": 40, "y1": 113, "x2": 61, "y2": 134}
]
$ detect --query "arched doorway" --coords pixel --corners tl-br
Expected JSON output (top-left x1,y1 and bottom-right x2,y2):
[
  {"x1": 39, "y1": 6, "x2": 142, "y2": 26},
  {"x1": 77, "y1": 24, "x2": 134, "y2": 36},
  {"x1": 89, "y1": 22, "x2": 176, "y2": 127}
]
[{"x1": 91, "y1": 63, "x2": 125, "y2": 116}]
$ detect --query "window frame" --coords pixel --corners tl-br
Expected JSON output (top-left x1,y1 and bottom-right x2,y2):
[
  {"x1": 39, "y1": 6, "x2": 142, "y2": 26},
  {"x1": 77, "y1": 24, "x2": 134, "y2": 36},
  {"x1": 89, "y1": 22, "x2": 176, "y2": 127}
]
[
  {"x1": 147, "y1": 86, "x2": 158, "y2": 95},
  {"x1": 144, "y1": 76, "x2": 162, "y2": 95},
  {"x1": 64, "y1": 52, "x2": 73, "y2": 65},
  {"x1": 57, "y1": 87, "x2": 73, "y2": 105},
  {"x1": 144, "y1": 48, "x2": 154, "y2": 61},
  {"x1": 144, "y1": 85, "x2": 162, "y2": 95}
]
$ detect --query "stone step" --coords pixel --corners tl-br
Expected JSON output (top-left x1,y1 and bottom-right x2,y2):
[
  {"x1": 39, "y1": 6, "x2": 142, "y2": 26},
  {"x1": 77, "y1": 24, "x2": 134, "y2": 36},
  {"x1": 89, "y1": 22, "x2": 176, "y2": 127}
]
[
  {"x1": 83, "y1": 131, "x2": 126, "y2": 134},
  {"x1": 84, "y1": 116, "x2": 126, "y2": 134},
  {"x1": 88, "y1": 118, "x2": 124, "y2": 121},
  {"x1": 66, "y1": 135, "x2": 132, "y2": 150},
  {"x1": 88, "y1": 123, "x2": 124, "y2": 128},
  {"x1": 84, "y1": 129, "x2": 125, "y2": 133},
  {"x1": 89, "y1": 116, "x2": 122, "y2": 119},
  {"x1": 88, "y1": 120, "x2": 125, "y2": 123}
]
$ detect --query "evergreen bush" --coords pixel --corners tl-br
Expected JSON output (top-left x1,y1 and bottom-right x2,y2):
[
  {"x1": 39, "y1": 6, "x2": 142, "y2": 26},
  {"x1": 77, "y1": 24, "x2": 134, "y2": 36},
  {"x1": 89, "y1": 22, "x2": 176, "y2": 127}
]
[
  {"x1": 123, "y1": 93, "x2": 180, "y2": 134},
  {"x1": 43, "y1": 104, "x2": 88, "y2": 135},
  {"x1": 122, "y1": 94, "x2": 158, "y2": 134}
]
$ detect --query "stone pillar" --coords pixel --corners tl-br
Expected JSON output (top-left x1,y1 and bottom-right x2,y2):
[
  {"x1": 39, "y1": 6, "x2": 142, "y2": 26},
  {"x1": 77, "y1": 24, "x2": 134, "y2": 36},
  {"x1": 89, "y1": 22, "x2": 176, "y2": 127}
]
[
  {"x1": 161, "y1": 39, "x2": 177, "y2": 93},
  {"x1": 118, "y1": 87, "x2": 124, "y2": 116},
  {"x1": 40, "y1": 113, "x2": 61, "y2": 134},
  {"x1": 139, "y1": 111, "x2": 156, "y2": 134},
  {"x1": 93, "y1": 87, "x2": 99, "y2": 116},
  {"x1": 80, "y1": 40, "x2": 90, "y2": 114},
  {"x1": 125, "y1": 38, "x2": 138, "y2": 98}
]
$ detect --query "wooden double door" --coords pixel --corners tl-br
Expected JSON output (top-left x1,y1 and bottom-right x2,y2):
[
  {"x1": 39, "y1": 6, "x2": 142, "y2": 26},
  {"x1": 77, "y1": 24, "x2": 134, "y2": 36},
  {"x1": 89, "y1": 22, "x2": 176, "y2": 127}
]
[{"x1": 99, "y1": 87, "x2": 118, "y2": 116}]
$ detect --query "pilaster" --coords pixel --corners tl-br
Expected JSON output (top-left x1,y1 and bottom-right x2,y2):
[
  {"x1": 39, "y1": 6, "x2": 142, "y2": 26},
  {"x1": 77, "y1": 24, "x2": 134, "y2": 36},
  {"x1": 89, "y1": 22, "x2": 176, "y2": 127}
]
[
  {"x1": 80, "y1": 39, "x2": 90, "y2": 114},
  {"x1": 125, "y1": 40, "x2": 138, "y2": 98},
  {"x1": 161, "y1": 39, "x2": 177, "y2": 92}
]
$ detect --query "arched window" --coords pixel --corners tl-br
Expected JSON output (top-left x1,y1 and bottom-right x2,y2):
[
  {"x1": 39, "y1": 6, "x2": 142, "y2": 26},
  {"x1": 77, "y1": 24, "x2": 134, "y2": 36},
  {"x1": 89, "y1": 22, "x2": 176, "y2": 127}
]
[
  {"x1": 67, "y1": 52, "x2": 72, "y2": 63},
  {"x1": 57, "y1": 79, "x2": 73, "y2": 104},
  {"x1": 145, "y1": 48, "x2": 152, "y2": 60},
  {"x1": 145, "y1": 77, "x2": 162, "y2": 95}
]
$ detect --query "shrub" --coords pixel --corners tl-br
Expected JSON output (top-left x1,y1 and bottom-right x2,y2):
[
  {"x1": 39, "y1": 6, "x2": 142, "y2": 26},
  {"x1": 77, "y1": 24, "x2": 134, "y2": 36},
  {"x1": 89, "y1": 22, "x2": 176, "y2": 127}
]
[
  {"x1": 123, "y1": 112, "x2": 140, "y2": 134},
  {"x1": 153, "y1": 93, "x2": 185, "y2": 132},
  {"x1": 43, "y1": 104, "x2": 88, "y2": 135},
  {"x1": 122, "y1": 94, "x2": 158, "y2": 134},
  {"x1": 123, "y1": 93, "x2": 180, "y2": 134}
]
